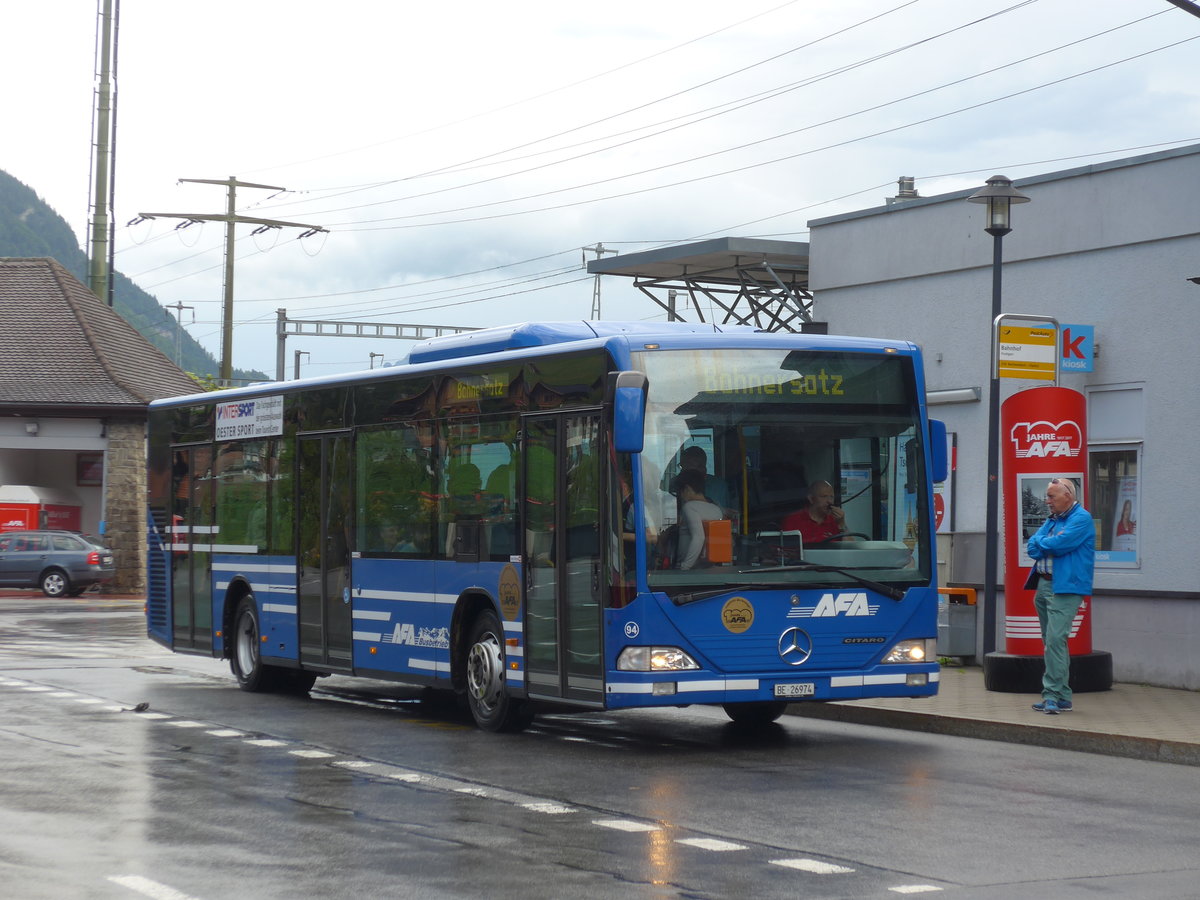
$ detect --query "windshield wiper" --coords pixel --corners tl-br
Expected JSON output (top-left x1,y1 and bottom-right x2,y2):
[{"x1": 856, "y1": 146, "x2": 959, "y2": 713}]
[
  {"x1": 740, "y1": 562, "x2": 907, "y2": 602},
  {"x1": 671, "y1": 583, "x2": 797, "y2": 605}
]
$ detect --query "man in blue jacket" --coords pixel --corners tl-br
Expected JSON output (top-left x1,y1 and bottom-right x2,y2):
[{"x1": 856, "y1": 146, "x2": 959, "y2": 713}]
[{"x1": 1026, "y1": 477, "x2": 1095, "y2": 715}]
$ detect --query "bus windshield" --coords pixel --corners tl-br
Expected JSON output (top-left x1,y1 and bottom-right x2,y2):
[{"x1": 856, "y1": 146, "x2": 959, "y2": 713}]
[{"x1": 631, "y1": 347, "x2": 932, "y2": 594}]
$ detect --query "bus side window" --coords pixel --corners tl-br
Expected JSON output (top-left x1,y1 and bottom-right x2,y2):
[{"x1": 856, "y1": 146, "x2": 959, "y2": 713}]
[{"x1": 357, "y1": 424, "x2": 434, "y2": 557}]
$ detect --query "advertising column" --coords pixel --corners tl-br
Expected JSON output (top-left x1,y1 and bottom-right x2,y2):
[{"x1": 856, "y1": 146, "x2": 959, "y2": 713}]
[{"x1": 985, "y1": 385, "x2": 1112, "y2": 692}]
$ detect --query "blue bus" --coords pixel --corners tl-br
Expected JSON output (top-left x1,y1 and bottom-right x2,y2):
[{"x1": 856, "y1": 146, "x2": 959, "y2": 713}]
[{"x1": 146, "y1": 321, "x2": 947, "y2": 731}]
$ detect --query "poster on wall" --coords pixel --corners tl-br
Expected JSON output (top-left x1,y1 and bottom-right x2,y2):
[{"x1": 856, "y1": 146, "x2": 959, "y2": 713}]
[
  {"x1": 1101, "y1": 476, "x2": 1138, "y2": 563},
  {"x1": 1017, "y1": 473, "x2": 1083, "y2": 568},
  {"x1": 76, "y1": 452, "x2": 103, "y2": 487}
]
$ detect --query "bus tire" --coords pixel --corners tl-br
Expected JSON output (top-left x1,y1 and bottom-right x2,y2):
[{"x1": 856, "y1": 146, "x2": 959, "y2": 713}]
[
  {"x1": 231, "y1": 595, "x2": 281, "y2": 692},
  {"x1": 722, "y1": 701, "x2": 789, "y2": 726},
  {"x1": 280, "y1": 669, "x2": 318, "y2": 695},
  {"x1": 464, "y1": 610, "x2": 531, "y2": 733}
]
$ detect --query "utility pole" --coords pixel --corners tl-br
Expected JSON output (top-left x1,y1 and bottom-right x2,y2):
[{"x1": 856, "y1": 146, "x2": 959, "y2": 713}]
[
  {"x1": 294, "y1": 350, "x2": 309, "y2": 380},
  {"x1": 87, "y1": 0, "x2": 117, "y2": 303},
  {"x1": 139, "y1": 177, "x2": 327, "y2": 385},
  {"x1": 165, "y1": 300, "x2": 194, "y2": 367},
  {"x1": 583, "y1": 243, "x2": 618, "y2": 319}
]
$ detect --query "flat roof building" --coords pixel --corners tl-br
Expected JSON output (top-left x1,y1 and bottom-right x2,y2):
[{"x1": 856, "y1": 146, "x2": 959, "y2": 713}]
[{"x1": 808, "y1": 143, "x2": 1200, "y2": 690}]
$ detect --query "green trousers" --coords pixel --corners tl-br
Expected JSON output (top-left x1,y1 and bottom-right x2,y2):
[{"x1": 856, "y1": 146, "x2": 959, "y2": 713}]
[{"x1": 1033, "y1": 577, "x2": 1083, "y2": 703}]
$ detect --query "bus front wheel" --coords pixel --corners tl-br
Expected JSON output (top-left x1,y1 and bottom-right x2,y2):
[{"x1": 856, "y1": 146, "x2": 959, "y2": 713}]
[
  {"x1": 464, "y1": 610, "x2": 531, "y2": 733},
  {"x1": 723, "y1": 701, "x2": 789, "y2": 726}
]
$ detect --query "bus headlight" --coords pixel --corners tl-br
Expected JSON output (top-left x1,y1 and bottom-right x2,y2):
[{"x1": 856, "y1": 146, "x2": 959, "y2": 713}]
[
  {"x1": 882, "y1": 639, "x2": 936, "y2": 664},
  {"x1": 617, "y1": 646, "x2": 700, "y2": 671}
]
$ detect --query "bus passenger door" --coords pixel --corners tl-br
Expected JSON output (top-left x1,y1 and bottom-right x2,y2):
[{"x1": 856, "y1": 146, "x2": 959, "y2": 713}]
[
  {"x1": 170, "y1": 444, "x2": 213, "y2": 651},
  {"x1": 522, "y1": 412, "x2": 604, "y2": 704},
  {"x1": 297, "y1": 432, "x2": 353, "y2": 671}
]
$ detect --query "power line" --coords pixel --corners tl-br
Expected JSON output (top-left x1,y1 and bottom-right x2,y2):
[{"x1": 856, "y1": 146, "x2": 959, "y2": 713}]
[
  {"x1": 233, "y1": 0, "x2": 809, "y2": 183},
  {"x1": 328, "y1": 32, "x2": 1199, "y2": 233}
]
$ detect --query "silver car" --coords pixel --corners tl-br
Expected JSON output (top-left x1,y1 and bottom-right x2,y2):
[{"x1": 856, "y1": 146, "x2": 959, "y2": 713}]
[{"x1": 0, "y1": 530, "x2": 115, "y2": 597}]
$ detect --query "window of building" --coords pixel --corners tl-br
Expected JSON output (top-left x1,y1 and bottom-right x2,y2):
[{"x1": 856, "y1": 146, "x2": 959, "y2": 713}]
[
  {"x1": 1087, "y1": 384, "x2": 1143, "y2": 569},
  {"x1": 1090, "y1": 446, "x2": 1140, "y2": 567}
]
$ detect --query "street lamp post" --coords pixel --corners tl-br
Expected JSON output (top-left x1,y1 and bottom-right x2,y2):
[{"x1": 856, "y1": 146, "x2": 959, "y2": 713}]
[{"x1": 967, "y1": 175, "x2": 1030, "y2": 657}]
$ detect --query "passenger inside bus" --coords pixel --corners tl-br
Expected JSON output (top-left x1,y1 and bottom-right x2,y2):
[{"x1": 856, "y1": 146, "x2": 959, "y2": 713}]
[
  {"x1": 674, "y1": 468, "x2": 725, "y2": 570},
  {"x1": 670, "y1": 445, "x2": 735, "y2": 516},
  {"x1": 375, "y1": 521, "x2": 419, "y2": 553}
]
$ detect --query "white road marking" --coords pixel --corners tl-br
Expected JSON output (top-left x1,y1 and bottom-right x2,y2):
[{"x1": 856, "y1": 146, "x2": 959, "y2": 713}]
[
  {"x1": 677, "y1": 838, "x2": 747, "y2": 852},
  {"x1": 289, "y1": 749, "x2": 335, "y2": 759},
  {"x1": 205, "y1": 729, "x2": 243, "y2": 737},
  {"x1": 522, "y1": 801, "x2": 575, "y2": 814},
  {"x1": 771, "y1": 858, "x2": 855, "y2": 874},
  {"x1": 107, "y1": 874, "x2": 203, "y2": 900},
  {"x1": 244, "y1": 739, "x2": 287, "y2": 747},
  {"x1": 593, "y1": 819, "x2": 662, "y2": 833},
  {"x1": 889, "y1": 886, "x2": 944, "y2": 894}
]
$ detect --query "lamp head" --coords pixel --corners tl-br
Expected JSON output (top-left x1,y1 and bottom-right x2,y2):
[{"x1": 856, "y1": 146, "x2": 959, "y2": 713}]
[{"x1": 968, "y1": 175, "x2": 1031, "y2": 236}]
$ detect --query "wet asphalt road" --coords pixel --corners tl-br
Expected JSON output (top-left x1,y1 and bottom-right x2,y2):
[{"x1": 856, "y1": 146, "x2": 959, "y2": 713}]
[{"x1": 2, "y1": 592, "x2": 1199, "y2": 900}]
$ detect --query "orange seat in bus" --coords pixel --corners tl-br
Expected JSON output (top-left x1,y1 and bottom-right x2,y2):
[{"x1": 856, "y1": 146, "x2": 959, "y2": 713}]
[{"x1": 702, "y1": 519, "x2": 733, "y2": 564}]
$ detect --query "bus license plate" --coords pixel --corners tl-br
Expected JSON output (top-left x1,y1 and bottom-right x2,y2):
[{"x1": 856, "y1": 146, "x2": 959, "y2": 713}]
[{"x1": 774, "y1": 683, "x2": 815, "y2": 698}]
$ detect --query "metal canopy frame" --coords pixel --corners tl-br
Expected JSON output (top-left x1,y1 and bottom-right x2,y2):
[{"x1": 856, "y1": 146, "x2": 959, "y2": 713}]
[{"x1": 585, "y1": 237, "x2": 812, "y2": 331}]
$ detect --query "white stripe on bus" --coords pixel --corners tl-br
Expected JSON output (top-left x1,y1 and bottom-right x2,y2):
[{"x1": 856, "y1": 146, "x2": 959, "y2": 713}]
[
  {"x1": 354, "y1": 590, "x2": 457, "y2": 604},
  {"x1": 352, "y1": 610, "x2": 391, "y2": 621},
  {"x1": 606, "y1": 679, "x2": 759, "y2": 694},
  {"x1": 170, "y1": 543, "x2": 259, "y2": 553},
  {"x1": 409, "y1": 658, "x2": 451, "y2": 674}
]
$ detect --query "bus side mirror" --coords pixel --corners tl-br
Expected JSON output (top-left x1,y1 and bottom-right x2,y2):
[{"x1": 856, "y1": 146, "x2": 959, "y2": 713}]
[
  {"x1": 609, "y1": 371, "x2": 647, "y2": 454},
  {"x1": 928, "y1": 419, "x2": 948, "y2": 484}
]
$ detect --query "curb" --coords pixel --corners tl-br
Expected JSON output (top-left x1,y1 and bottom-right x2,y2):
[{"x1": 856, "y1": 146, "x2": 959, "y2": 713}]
[{"x1": 788, "y1": 703, "x2": 1200, "y2": 768}]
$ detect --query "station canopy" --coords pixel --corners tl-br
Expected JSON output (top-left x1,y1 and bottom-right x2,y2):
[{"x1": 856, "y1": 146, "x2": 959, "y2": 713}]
[{"x1": 586, "y1": 237, "x2": 813, "y2": 333}]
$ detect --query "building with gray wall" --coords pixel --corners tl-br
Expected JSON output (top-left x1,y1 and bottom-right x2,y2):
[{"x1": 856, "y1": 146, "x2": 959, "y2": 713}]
[{"x1": 808, "y1": 143, "x2": 1200, "y2": 690}]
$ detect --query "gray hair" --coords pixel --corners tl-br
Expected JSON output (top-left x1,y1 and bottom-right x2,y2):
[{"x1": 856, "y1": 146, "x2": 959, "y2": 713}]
[{"x1": 1049, "y1": 477, "x2": 1077, "y2": 500}]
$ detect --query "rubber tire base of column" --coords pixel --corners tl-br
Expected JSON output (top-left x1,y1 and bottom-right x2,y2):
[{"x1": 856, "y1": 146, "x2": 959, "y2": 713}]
[{"x1": 983, "y1": 650, "x2": 1114, "y2": 693}]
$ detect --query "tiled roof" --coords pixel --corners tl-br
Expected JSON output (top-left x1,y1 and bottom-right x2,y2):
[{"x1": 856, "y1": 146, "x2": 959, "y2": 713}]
[{"x1": 0, "y1": 258, "x2": 200, "y2": 409}]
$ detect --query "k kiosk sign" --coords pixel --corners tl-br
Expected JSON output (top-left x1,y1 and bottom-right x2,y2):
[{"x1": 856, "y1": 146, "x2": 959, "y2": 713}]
[{"x1": 1001, "y1": 386, "x2": 1092, "y2": 658}]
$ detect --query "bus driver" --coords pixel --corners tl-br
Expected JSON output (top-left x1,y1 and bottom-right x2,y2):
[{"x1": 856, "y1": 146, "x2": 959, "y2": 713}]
[{"x1": 781, "y1": 480, "x2": 847, "y2": 545}]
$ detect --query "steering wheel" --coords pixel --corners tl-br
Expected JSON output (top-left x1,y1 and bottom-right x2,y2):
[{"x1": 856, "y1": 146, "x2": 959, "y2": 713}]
[{"x1": 809, "y1": 532, "x2": 870, "y2": 546}]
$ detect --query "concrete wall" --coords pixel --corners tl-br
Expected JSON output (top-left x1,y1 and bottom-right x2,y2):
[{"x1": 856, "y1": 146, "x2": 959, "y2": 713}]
[
  {"x1": 809, "y1": 145, "x2": 1200, "y2": 689},
  {"x1": 103, "y1": 419, "x2": 147, "y2": 594}
]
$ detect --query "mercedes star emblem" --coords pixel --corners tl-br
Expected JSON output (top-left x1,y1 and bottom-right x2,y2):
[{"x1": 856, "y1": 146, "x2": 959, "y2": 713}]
[{"x1": 778, "y1": 627, "x2": 813, "y2": 666}]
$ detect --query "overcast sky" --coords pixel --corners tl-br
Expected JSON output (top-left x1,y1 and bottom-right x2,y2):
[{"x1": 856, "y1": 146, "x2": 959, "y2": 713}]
[{"x1": 4, "y1": 0, "x2": 1198, "y2": 378}]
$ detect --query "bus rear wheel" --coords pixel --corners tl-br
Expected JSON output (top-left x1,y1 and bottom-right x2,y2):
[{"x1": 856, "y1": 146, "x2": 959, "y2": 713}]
[
  {"x1": 231, "y1": 595, "x2": 283, "y2": 692},
  {"x1": 464, "y1": 610, "x2": 530, "y2": 733}
]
